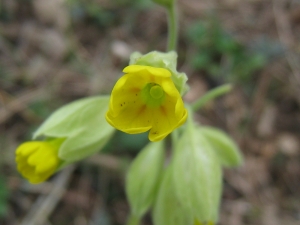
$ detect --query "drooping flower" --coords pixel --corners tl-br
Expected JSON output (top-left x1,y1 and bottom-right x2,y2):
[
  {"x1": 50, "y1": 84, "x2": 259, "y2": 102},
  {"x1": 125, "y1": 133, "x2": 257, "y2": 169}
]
[
  {"x1": 106, "y1": 65, "x2": 188, "y2": 142},
  {"x1": 15, "y1": 139, "x2": 63, "y2": 184}
]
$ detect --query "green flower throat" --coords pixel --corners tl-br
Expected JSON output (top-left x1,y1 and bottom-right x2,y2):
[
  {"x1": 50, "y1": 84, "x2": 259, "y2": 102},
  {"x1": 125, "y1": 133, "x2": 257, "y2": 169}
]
[{"x1": 141, "y1": 83, "x2": 165, "y2": 107}]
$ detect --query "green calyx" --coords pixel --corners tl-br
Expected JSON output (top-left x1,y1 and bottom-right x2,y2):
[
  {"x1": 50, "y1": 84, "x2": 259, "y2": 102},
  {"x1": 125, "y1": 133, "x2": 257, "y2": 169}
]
[
  {"x1": 141, "y1": 83, "x2": 165, "y2": 107},
  {"x1": 47, "y1": 138, "x2": 65, "y2": 152}
]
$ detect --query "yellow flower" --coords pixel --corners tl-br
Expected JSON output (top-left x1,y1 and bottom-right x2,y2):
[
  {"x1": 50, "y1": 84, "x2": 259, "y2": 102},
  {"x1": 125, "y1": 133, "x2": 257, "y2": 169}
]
[
  {"x1": 15, "y1": 140, "x2": 62, "y2": 184},
  {"x1": 106, "y1": 65, "x2": 188, "y2": 142}
]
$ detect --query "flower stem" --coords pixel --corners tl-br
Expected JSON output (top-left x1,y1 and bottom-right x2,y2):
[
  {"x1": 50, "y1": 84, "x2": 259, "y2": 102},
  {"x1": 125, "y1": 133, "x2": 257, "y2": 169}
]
[
  {"x1": 191, "y1": 84, "x2": 232, "y2": 111},
  {"x1": 167, "y1": 3, "x2": 178, "y2": 51},
  {"x1": 126, "y1": 214, "x2": 140, "y2": 225}
]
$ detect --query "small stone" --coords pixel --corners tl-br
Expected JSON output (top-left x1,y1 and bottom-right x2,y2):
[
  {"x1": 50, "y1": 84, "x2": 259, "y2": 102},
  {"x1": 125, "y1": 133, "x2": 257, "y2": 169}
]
[
  {"x1": 277, "y1": 133, "x2": 299, "y2": 156},
  {"x1": 111, "y1": 40, "x2": 132, "y2": 60}
]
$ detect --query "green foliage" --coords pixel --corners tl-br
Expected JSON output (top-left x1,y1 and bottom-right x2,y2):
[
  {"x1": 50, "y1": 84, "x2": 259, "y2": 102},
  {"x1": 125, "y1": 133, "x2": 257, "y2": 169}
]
[
  {"x1": 34, "y1": 96, "x2": 115, "y2": 163},
  {"x1": 198, "y1": 126, "x2": 243, "y2": 167},
  {"x1": 153, "y1": 168, "x2": 193, "y2": 225},
  {"x1": 124, "y1": 104, "x2": 243, "y2": 224},
  {"x1": 171, "y1": 124, "x2": 222, "y2": 223},
  {"x1": 126, "y1": 141, "x2": 165, "y2": 218},
  {"x1": 187, "y1": 19, "x2": 266, "y2": 84},
  {"x1": 151, "y1": 106, "x2": 243, "y2": 224}
]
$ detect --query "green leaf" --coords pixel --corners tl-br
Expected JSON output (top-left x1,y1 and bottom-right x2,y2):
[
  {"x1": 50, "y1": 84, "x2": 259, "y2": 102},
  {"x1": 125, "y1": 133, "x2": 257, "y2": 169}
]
[
  {"x1": 34, "y1": 96, "x2": 115, "y2": 162},
  {"x1": 198, "y1": 126, "x2": 243, "y2": 167},
  {"x1": 171, "y1": 125, "x2": 222, "y2": 223},
  {"x1": 126, "y1": 141, "x2": 165, "y2": 218},
  {"x1": 152, "y1": 168, "x2": 193, "y2": 225}
]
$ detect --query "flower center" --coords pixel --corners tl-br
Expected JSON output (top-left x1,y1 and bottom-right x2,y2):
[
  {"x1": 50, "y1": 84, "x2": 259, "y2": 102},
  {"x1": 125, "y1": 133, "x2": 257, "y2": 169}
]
[
  {"x1": 140, "y1": 83, "x2": 165, "y2": 107},
  {"x1": 150, "y1": 85, "x2": 164, "y2": 99}
]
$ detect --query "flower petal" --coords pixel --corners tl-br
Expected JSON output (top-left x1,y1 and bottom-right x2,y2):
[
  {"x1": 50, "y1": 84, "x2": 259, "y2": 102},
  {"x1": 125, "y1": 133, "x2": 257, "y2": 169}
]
[
  {"x1": 161, "y1": 78, "x2": 180, "y2": 97},
  {"x1": 16, "y1": 142, "x2": 40, "y2": 156},
  {"x1": 123, "y1": 65, "x2": 171, "y2": 78},
  {"x1": 110, "y1": 74, "x2": 147, "y2": 116},
  {"x1": 106, "y1": 103, "x2": 152, "y2": 134},
  {"x1": 148, "y1": 97, "x2": 187, "y2": 141}
]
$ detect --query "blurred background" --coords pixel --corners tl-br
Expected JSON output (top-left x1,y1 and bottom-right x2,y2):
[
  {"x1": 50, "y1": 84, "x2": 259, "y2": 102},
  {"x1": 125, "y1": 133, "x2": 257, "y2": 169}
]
[{"x1": 1, "y1": 0, "x2": 300, "y2": 224}]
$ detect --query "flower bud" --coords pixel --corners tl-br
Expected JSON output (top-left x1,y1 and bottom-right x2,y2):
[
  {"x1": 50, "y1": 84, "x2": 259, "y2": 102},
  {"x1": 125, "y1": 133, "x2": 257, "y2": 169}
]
[
  {"x1": 126, "y1": 141, "x2": 165, "y2": 218},
  {"x1": 16, "y1": 139, "x2": 63, "y2": 184},
  {"x1": 129, "y1": 51, "x2": 189, "y2": 95}
]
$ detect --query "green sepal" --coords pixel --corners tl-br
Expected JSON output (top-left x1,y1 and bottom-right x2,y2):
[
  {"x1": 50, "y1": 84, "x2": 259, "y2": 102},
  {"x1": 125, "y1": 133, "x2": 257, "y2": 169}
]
[
  {"x1": 171, "y1": 124, "x2": 222, "y2": 223},
  {"x1": 126, "y1": 141, "x2": 165, "y2": 218},
  {"x1": 33, "y1": 96, "x2": 115, "y2": 162},
  {"x1": 152, "y1": 167, "x2": 193, "y2": 225},
  {"x1": 129, "y1": 51, "x2": 189, "y2": 95},
  {"x1": 198, "y1": 126, "x2": 243, "y2": 167}
]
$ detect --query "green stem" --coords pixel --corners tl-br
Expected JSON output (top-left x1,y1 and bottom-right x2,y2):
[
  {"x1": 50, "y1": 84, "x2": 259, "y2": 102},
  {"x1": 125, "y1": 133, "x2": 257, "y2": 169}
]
[
  {"x1": 126, "y1": 214, "x2": 140, "y2": 225},
  {"x1": 171, "y1": 128, "x2": 179, "y2": 147},
  {"x1": 167, "y1": 3, "x2": 178, "y2": 51},
  {"x1": 191, "y1": 84, "x2": 232, "y2": 111}
]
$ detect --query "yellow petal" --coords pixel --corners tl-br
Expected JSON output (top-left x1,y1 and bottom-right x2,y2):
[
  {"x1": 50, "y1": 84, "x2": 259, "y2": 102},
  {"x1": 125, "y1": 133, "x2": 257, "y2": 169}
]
[
  {"x1": 161, "y1": 78, "x2": 179, "y2": 97},
  {"x1": 29, "y1": 175, "x2": 48, "y2": 184},
  {"x1": 16, "y1": 142, "x2": 40, "y2": 156},
  {"x1": 175, "y1": 108, "x2": 188, "y2": 128},
  {"x1": 148, "y1": 107, "x2": 176, "y2": 141},
  {"x1": 148, "y1": 98, "x2": 187, "y2": 142},
  {"x1": 123, "y1": 65, "x2": 171, "y2": 78},
  {"x1": 27, "y1": 148, "x2": 46, "y2": 166},
  {"x1": 106, "y1": 104, "x2": 152, "y2": 134},
  {"x1": 110, "y1": 73, "x2": 147, "y2": 116},
  {"x1": 145, "y1": 66, "x2": 171, "y2": 77},
  {"x1": 18, "y1": 164, "x2": 35, "y2": 179},
  {"x1": 35, "y1": 158, "x2": 57, "y2": 174}
]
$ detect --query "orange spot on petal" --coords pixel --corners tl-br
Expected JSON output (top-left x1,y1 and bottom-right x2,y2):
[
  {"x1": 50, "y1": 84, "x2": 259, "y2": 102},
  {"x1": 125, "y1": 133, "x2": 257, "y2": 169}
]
[
  {"x1": 130, "y1": 87, "x2": 140, "y2": 93},
  {"x1": 160, "y1": 106, "x2": 167, "y2": 116},
  {"x1": 137, "y1": 105, "x2": 146, "y2": 116}
]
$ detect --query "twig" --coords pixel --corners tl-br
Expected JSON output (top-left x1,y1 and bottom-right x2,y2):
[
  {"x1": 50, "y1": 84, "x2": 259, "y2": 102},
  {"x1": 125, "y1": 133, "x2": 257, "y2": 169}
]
[
  {"x1": 20, "y1": 166, "x2": 75, "y2": 225},
  {"x1": 272, "y1": 0, "x2": 300, "y2": 87},
  {"x1": 250, "y1": 70, "x2": 272, "y2": 131}
]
